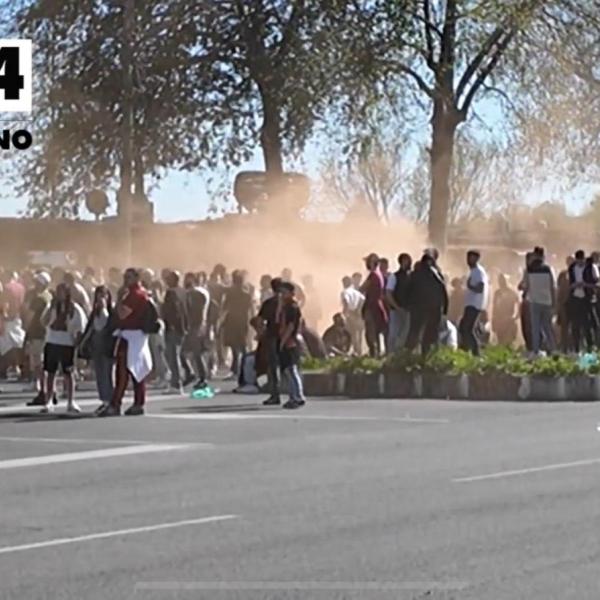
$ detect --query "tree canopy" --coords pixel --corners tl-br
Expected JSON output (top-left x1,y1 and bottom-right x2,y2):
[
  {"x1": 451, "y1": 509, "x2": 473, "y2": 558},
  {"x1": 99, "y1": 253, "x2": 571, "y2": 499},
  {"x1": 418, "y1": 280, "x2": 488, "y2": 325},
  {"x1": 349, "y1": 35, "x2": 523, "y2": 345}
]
[{"x1": 3, "y1": 0, "x2": 600, "y2": 236}]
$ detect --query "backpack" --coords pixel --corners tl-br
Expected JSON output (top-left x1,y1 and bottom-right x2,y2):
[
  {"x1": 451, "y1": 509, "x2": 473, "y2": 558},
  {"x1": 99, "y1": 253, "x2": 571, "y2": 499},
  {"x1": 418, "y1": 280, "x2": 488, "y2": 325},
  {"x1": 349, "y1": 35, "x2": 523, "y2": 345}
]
[{"x1": 141, "y1": 298, "x2": 161, "y2": 334}]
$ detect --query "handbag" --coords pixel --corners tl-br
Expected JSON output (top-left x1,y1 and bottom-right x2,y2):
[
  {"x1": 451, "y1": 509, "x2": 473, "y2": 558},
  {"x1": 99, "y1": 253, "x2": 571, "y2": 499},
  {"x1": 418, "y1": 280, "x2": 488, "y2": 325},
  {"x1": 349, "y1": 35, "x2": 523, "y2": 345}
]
[{"x1": 77, "y1": 332, "x2": 93, "y2": 361}]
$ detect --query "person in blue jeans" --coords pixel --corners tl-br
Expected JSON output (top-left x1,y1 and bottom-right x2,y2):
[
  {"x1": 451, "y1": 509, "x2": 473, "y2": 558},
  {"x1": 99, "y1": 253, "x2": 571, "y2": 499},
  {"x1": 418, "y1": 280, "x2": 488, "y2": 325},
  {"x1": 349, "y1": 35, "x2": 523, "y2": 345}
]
[
  {"x1": 80, "y1": 286, "x2": 115, "y2": 413},
  {"x1": 278, "y1": 282, "x2": 305, "y2": 410}
]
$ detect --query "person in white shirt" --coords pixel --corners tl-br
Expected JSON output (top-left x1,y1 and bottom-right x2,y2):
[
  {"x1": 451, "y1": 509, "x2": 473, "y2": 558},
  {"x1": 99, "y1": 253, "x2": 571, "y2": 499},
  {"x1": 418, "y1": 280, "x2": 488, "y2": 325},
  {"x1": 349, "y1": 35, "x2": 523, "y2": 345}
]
[
  {"x1": 458, "y1": 250, "x2": 489, "y2": 356},
  {"x1": 41, "y1": 283, "x2": 87, "y2": 414},
  {"x1": 340, "y1": 276, "x2": 365, "y2": 355}
]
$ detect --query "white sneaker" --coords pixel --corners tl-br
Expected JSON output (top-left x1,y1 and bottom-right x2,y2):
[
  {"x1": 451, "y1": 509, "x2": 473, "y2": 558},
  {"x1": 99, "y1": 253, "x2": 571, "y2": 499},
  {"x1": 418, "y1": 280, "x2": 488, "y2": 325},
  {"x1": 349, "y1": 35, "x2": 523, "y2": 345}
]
[
  {"x1": 167, "y1": 387, "x2": 184, "y2": 396},
  {"x1": 66, "y1": 402, "x2": 82, "y2": 415},
  {"x1": 40, "y1": 404, "x2": 54, "y2": 414}
]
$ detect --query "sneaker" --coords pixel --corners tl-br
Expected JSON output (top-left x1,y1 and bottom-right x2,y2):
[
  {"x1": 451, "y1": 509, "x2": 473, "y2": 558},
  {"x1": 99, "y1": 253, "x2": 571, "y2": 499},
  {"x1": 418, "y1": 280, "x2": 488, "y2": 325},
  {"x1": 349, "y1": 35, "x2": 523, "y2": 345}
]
[
  {"x1": 40, "y1": 404, "x2": 54, "y2": 414},
  {"x1": 27, "y1": 392, "x2": 46, "y2": 406},
  {"x1": 94, "y1": 402, "x2": 108, "y2": 416},
  {"x1": 66, "y1": 402, "x2": 82, "y2": 415},
  {"x1": 124, "y1": 404, "x2": 145, "y2": 416},
  {"x1": 96, "y1": 404, "x2": 121, "y2": 418},
  {"x1": 263, "y1": 396, "x2": 281, "y2": 406},
  {"x1": 283, "y1": 399, "x2": 302, "y2": 410},
  {"x1": 193, "y1": 380, "x2": 208, "y2": 391}
]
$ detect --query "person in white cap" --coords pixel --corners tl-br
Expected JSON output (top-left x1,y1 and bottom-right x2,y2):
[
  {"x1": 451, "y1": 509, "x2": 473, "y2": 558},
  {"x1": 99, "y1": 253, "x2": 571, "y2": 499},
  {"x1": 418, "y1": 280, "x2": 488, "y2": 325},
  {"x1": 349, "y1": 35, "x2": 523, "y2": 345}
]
[{"x1": 24, "y1": 272, "x2": 54, "y2": 406}]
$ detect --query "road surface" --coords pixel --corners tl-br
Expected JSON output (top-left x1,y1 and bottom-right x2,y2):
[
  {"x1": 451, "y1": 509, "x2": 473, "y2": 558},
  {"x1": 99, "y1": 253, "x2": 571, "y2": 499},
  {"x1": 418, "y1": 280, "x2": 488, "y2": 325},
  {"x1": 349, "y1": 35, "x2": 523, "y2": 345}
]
[{"x1": 0, "y1": 383, "x2": 599, "y2": 599}]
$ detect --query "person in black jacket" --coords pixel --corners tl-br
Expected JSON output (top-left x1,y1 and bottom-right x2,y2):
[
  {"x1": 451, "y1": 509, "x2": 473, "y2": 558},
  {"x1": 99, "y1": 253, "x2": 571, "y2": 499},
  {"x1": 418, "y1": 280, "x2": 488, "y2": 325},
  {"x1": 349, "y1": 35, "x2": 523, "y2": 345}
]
[
  {"x1": 161, "y1": 271, "x2": 189, "y2": 394},
  {"x1": 568, "y1": 250, "x2": 600, "y2": 352},
  {"x1": 258, "y1": 277, "x2": 283, "y2": 406},
  {"x1": 406, "y1": 254, "x2": 449, "y2": 355}
]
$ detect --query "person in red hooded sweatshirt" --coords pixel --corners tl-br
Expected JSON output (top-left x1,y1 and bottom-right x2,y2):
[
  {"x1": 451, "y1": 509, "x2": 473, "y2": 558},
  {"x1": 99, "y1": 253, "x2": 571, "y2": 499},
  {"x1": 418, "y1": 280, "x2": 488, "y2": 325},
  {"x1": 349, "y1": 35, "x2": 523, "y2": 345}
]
[
  {"x1": 360, "y1": 253, "x2": 388, "y2": 358},
  {"x1": 98, "y1": 268, "x2": 153, "y2": 417}
]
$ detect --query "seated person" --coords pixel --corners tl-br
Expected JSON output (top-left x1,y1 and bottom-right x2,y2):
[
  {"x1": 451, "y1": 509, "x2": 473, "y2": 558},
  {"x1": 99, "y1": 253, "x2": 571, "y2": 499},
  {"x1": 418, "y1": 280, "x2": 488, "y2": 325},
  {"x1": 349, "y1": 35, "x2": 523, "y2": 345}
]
[
  {"x1": 475, "y1": 309, "x2": 491, "y2": 347},
  {"x1": 439, "y1": 317, "x2": 458, "y2": 350},
  {"x1": 322, "y1": 313, "x2": 352, "y2": 357}
]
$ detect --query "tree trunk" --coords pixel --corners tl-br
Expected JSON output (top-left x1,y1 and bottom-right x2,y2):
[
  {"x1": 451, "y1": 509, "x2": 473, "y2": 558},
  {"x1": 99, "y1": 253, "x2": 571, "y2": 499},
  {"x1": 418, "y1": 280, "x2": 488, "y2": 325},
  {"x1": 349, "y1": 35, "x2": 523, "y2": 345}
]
[
  {"x1": 428, "y1": 105, "x2": 459, "y2": 252},
  {"x1": 133, "y1": 147, "x2": 146, "y2": 201},
  {"x1": 259, "y1": 90, "x2": 284, "y2": 178}
]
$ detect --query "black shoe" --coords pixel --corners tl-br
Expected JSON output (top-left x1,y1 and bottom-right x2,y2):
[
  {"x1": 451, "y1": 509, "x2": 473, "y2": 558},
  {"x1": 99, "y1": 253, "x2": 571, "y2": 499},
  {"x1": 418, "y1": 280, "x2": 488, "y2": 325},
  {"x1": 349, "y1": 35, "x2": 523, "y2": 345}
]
[
  {"x1": 193, "y1": 380, "x2": 208, "y2": 391},
  {"x1": 263, "y1": 396, "x2": 281, "y2": 406},
  {"x1": 27, "y1": 392, "x2": 46, "y2": 406},
  {"x1": 52, "y1": 394, "x2": 58, "y2": 406},
  {"x1": 124, "y1": 404, "x2": 145, "y2": 416},
  {"x1": 183, "y1": 375, "x2": 195, "y2": 388},
  {"x1": 283, "y1": 399, "x2": 303, "y2": 410},
  {"x1": 96, "y1": 404, "x2": 121, "y2": 418}
]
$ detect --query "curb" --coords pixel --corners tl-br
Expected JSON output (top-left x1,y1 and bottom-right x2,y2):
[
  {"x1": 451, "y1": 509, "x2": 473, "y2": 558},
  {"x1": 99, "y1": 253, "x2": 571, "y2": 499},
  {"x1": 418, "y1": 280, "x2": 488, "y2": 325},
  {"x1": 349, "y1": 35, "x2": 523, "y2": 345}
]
[{"x1": 302, "y1": 372, "x2": 600, "y2": 402}]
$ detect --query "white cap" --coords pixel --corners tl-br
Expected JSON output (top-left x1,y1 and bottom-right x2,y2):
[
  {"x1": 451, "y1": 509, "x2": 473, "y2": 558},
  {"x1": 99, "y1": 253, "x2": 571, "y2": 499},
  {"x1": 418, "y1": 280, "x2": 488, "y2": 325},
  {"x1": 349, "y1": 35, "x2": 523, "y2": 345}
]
[{"x1": 34, "y1": 271, "x2": 51, "y2": 286}]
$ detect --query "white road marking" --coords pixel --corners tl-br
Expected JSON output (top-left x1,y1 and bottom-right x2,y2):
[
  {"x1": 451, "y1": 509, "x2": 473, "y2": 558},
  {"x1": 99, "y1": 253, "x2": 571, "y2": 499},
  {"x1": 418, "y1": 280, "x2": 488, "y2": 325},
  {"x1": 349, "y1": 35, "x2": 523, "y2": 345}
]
[
  {"x1": 0, "y1": 395, "x2": 178, "y2": 414},
  {"x1": 454, "y1": 457, "x2": 600, "y2": 483},
  {"x1": 0, "y1": 436, "x2": 213, "y2": 448},
  {"x1": 0, "y1": 515, "x2": 237, "y2": 555},
  {"x1": 147, "y1": 413, "x2": 449, "y2": 424},
  {"x1": 0, "y1": 443, "x2": 196, "y2": 470}
]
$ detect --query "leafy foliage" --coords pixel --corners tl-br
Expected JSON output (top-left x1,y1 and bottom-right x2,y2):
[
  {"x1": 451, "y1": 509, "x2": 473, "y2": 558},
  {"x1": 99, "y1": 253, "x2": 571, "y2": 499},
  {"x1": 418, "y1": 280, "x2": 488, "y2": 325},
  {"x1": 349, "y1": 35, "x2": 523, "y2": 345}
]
[{"x1": 315, "y1": 347, "x2": 596, "y2": 377}]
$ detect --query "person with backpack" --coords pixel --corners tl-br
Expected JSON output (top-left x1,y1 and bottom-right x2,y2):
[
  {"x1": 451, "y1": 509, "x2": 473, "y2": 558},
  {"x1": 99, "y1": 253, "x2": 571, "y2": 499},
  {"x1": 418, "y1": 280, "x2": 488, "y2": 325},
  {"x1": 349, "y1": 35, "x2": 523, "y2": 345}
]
[
  {"x1": 161, "y1": 270, "x2": 189, "y2": 394},
  {"x1": 385, "y1": 253, "x2": 412, "y2": 353},
  {"x1": 97, "y1": 268, "x2": 153, "y2": 417},
  {"x1": 79, "y1": 285, "x2": 116, "y2": 414}
]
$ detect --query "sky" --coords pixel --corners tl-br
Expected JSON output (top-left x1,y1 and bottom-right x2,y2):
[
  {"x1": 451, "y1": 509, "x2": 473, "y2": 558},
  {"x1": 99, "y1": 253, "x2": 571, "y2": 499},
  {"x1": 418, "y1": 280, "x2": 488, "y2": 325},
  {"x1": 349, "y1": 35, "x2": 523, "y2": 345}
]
[{"x1": 1, "y1": 154, "x2": 596, "y2": 222}]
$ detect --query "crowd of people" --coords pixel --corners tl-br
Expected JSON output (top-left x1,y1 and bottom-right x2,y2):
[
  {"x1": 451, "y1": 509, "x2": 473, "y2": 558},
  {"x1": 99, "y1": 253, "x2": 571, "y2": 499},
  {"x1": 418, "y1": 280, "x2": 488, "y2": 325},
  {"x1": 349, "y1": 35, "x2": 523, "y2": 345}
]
[{"x1": 0, "y1": 244, "x2": 598, "y2": 414}]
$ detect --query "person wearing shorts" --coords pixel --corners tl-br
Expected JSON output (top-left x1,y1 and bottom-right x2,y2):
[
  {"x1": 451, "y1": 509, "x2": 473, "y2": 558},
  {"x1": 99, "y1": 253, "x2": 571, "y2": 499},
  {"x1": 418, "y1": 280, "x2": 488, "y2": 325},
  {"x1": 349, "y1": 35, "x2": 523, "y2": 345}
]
[{"x1": 41, "y1": 283, "x2": 87, "y2": 414}]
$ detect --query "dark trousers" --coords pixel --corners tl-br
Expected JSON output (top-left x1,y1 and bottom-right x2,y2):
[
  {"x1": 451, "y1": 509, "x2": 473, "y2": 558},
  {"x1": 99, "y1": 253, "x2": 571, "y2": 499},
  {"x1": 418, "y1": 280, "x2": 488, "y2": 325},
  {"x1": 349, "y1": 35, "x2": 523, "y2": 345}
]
[
  {"x1": 570, "y1": 297, "x2": 595, "y2": 352},
  {"x1": 407, "y1": 307, "x2": 442, "y2": 355},
  {"x1": 459, "y1": 306, "x2": 481, "y2": 356},
  {"x1": 111, "y1": 340, "x2": 145, "y2": 408},
  {"x1": 520, "y1": 300, "x2": 532, "y2": 351},
  {"x1": 183, "y1": 334, "x2": 207, "y2": 383},
  {"x1": 364, "y1": 312, "x2": 383, "y2": 358}
]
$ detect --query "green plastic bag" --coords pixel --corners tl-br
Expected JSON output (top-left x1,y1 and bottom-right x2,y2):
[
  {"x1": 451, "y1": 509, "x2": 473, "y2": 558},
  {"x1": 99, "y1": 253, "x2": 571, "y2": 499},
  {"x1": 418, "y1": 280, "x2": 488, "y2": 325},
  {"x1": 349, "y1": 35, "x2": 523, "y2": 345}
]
[{"x1": 191, "y1": 386, "x2": 215, "y2": 400}]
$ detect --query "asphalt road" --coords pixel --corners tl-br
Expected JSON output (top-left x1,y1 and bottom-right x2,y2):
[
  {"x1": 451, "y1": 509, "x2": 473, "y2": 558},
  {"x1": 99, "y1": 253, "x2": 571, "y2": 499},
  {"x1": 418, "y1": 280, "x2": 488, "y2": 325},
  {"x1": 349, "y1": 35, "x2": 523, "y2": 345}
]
[{"x1": 1, "y1": 382, "x2": 600, "y2": 599}]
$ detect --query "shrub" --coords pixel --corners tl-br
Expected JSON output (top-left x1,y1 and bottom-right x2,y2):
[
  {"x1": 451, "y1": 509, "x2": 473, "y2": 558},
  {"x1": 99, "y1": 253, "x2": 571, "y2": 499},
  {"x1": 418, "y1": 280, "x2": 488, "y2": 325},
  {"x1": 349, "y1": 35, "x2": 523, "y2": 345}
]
[
  {"x1": 423, "y1": 347, "x2": 479, "y2": 375},
  {"x1": 327, "y1": 355, "x2": 384, "y2": 374},
  {"x1": 301, "y1": 356, "x2": 329, "y2": 372},
  {"x1": 383, "y1": 349, "x2": 425, "y2": 374}
]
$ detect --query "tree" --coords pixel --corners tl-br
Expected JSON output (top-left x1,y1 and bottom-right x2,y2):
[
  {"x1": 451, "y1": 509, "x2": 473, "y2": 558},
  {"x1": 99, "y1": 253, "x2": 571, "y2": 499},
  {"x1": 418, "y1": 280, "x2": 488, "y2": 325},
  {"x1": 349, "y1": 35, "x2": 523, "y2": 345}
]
[
  {"x1": 317, "y1": 135, "x2": 408, "y2": 223},
  {"x1": 13, "y1": 0, "x2": 211, "y2": 216},
  {"x1": 340, "y1": 0, "x2": 598, "y2": 249},
  {"x1": 193, "y1": 1, "x2": 347, "y2": 185}
]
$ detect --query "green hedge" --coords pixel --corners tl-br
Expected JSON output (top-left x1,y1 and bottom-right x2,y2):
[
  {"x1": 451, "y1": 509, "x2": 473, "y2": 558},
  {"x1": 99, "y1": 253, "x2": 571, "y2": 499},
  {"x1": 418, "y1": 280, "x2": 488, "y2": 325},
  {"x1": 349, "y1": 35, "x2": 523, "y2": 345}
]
[{"x1": 301, "y1": 347, "x2": 596, "y2": 377}]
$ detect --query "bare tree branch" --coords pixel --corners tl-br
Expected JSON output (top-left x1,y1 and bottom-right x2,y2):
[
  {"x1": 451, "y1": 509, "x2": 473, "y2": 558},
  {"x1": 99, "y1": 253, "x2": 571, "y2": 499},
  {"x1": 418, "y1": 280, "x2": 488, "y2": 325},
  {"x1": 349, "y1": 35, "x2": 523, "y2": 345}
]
[{"x1": 459, "y1": 30, "x2": 515, "y2": 117}]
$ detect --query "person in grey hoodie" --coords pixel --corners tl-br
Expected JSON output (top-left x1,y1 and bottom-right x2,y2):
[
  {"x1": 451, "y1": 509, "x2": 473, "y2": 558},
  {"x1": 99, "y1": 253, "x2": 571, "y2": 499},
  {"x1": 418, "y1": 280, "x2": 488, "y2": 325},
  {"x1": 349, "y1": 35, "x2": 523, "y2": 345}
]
[{"x1": 520, "y1": 247, "x2": 556, "y2": 355}]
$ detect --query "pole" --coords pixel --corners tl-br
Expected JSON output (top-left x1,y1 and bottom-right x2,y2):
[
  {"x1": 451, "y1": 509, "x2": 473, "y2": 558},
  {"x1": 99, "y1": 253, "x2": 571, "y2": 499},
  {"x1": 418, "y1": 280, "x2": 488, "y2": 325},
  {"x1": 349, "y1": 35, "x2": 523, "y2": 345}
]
[{"x1": 119, "y1": 0, "x2": 135, "y2": 266}]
